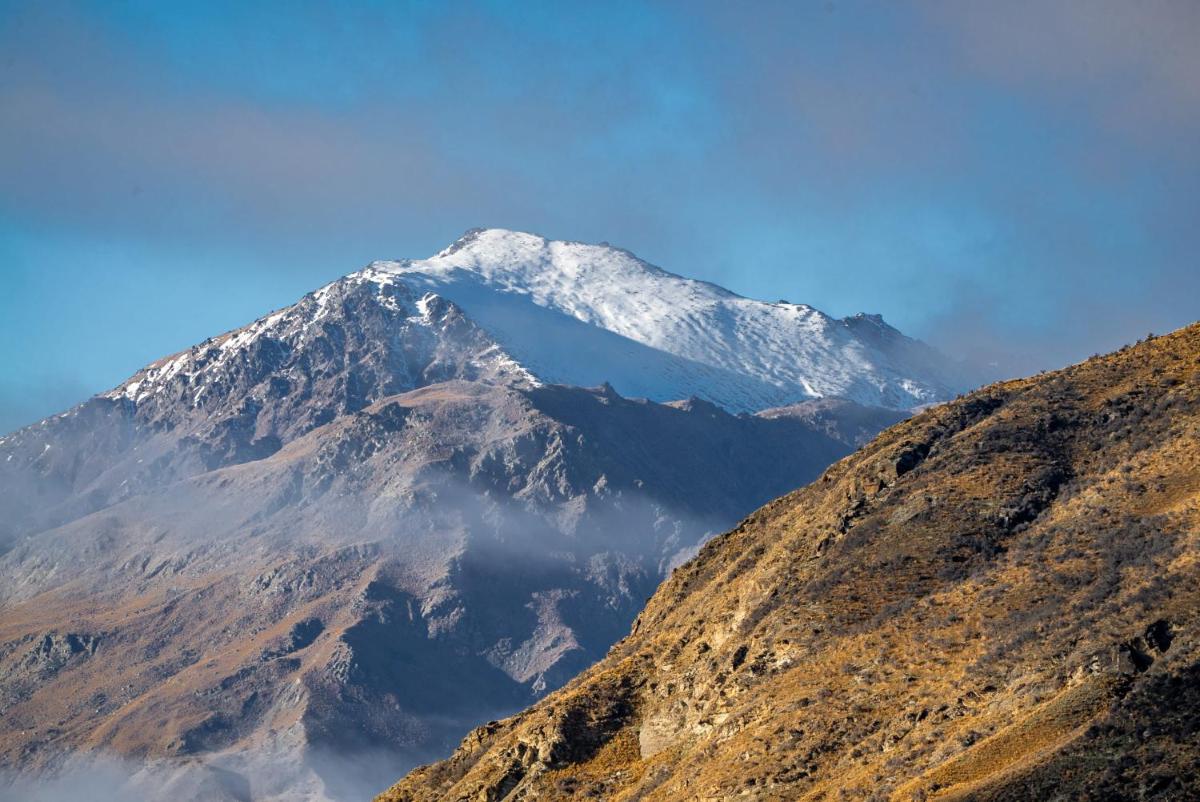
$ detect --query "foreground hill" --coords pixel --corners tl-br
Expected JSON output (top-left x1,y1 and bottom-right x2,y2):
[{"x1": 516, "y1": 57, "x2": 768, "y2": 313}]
[{"x1": 379, "y1": 323, "x2": 1200, "y2": 801}]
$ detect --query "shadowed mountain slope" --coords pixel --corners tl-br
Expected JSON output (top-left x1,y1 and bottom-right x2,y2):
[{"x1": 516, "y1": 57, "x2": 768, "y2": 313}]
[{"x1": 379, "y1": 323, "x2": 1200, "y2": 802}]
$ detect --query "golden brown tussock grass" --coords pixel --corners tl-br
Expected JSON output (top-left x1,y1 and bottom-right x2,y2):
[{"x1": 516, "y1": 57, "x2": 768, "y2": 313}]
[{"x1": 380, "y1": 323, "x2": 1200, "y2": 802}]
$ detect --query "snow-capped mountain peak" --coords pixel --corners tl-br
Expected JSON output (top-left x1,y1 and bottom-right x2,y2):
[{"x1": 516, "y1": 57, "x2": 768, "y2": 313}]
[
  {"x1": 363, "y1": 228, "x2": 963, "y2": 411},
  {"x1": 88, "y1": 227, "x2": 962, "y2": 449}
]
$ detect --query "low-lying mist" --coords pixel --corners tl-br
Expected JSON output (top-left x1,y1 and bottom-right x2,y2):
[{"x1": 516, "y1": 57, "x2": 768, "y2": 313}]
[
  {"x1": 0, "y1": 465, "x2": 735, "y2": 801},
  {"x1": 0, "y1": 744, "x2": 436, "y2": 802}
]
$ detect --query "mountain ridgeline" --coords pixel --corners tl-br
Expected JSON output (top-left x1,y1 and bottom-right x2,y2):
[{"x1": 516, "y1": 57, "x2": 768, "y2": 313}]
[
  {"x1": 379, "y1": 324, "x2": 1200, "y2": 801},
  {"x1": 0, "y1": 231, "x2": 942, "y2": 800},
  {"x1": 0, "y1": 229, "x2": 957, "y2": 555}
]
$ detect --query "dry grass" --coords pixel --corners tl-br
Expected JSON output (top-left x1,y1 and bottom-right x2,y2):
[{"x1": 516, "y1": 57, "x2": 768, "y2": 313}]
[{"x1": 379, "y1": 323, "x2": 1200, "y2": 801}]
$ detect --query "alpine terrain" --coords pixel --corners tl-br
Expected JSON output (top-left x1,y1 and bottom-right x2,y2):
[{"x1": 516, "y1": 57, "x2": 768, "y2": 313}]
[
  {"x1": 380, "y1": 323, "x2": 1200, "y2": 802},
  {"x1": 0, "y1": 230, "x2": 955, "y2": 800}
]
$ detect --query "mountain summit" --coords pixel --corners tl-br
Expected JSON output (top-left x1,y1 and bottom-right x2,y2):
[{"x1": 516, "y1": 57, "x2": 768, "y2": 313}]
[
  {"x1": 367, "y1": 228, "x2": 964, "y2": 411},
  {"x1": 96, "y1": 229, "x2": 962, "y2": 445}
]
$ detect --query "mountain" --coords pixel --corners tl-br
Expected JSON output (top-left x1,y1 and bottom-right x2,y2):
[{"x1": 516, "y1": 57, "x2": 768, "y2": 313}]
[
  {"x1": 0, "y1": 270, "x2": 529, "y2": 553},
  {"x1": 0, "y1": 229, "x2": 959, "y2": 555},
  {"x1": 379, "y1": 323, "x2": 1200, "y2": 802},
  {"x1": 0, "y1": 231, "x2": 943, "y2": 800}
]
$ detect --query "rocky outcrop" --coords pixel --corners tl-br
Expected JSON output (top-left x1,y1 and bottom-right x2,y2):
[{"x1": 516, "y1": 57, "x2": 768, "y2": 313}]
[{"x1": 756, "y1": 397, "x2": 910, "y2": 449}]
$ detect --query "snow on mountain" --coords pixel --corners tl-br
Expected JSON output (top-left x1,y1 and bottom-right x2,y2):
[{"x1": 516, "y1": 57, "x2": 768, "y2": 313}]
[
  {"x1": 371, "y1": 229, "x2": 964, "y2": 411},
  {"x1": 96, "y1": 228, "x2": 962, "y2": 418},
  {"x1": 100, "y1": 228, "x2": 964, "y2": 417}
]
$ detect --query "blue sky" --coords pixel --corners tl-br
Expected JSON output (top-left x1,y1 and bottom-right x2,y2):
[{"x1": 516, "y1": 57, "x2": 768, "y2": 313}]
[{"x1": 2, "y1": 0, "x2": 1198, "y2": 431}]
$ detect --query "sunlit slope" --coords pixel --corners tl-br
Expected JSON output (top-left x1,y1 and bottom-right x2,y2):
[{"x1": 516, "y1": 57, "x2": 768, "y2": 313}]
[{"x1": 379, "y1": 323, "x2": 1200, "y2": 801}]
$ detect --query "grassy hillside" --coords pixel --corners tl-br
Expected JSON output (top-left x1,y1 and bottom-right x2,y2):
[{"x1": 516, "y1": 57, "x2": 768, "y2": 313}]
[{"x1": 379, "y1": 323, "x2": 1200, "y2": 801}]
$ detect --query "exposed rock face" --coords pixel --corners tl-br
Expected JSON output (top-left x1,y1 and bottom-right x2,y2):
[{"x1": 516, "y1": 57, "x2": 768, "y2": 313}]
[{"x1": 378, "y1": 324, "x2": 1200, "y2": 802}]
